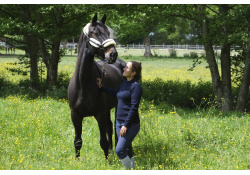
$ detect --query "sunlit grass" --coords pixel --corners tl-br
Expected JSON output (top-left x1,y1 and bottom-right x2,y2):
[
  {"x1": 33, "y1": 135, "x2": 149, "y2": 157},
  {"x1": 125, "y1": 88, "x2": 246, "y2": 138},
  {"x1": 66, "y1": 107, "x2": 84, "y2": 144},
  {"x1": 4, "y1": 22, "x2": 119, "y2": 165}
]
[
  {"x1": 141, "y1": 59, "x2": 211, "y2": 83},
  {"x1": 0, "y1": 96, "x2": 249, "y2": 170}
]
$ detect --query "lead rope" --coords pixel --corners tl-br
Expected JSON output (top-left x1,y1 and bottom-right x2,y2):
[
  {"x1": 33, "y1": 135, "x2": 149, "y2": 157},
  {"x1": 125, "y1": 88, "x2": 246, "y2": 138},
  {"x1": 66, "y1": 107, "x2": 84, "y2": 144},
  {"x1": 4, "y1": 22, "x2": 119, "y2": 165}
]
[{"x1": 100, "y1": 62, "x2": 107, "y2": 85}]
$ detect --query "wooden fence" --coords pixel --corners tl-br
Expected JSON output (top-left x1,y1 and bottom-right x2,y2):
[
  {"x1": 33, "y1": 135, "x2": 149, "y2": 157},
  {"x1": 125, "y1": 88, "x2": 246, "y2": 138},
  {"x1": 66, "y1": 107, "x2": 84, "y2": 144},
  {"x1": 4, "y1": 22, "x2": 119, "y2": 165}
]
[{"x1": 63, "y1": 43, "x2": 239, "y2": 51}]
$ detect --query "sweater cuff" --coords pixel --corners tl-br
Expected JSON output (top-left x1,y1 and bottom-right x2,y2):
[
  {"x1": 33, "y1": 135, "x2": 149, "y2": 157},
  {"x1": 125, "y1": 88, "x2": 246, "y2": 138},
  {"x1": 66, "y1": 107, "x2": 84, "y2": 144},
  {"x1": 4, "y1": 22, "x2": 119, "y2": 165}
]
[{"x1": 123, "y1": 121, "x2": 129, "y2": 128}]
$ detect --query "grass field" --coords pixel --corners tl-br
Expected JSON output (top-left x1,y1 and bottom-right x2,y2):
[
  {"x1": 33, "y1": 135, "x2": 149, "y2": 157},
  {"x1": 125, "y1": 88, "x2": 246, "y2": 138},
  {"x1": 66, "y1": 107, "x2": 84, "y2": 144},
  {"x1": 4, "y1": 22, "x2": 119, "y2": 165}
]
[
  {"x1": 57, "y1": 56, "x2": 212, "y2": 83},
  {"x1": 0, "y1": 50, "x2": 249, "y2": 170}
]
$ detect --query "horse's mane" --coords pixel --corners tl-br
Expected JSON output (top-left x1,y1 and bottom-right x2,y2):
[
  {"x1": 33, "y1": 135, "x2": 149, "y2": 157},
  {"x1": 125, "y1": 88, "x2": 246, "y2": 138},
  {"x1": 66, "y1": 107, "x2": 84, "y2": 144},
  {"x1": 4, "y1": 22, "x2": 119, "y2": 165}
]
[
  {"x1": 78, "y1": 32, "x2": 87, "y2": 59},
  {"x1": 75, "y1": 32, "x2": 88, "y2": 73}
]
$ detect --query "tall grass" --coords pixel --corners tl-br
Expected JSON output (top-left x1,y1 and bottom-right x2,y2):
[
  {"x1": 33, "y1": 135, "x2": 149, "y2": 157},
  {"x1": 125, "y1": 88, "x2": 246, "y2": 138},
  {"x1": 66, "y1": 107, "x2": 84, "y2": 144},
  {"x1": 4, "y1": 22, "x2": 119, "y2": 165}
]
[
  {"x1": 0, "y1": 54, "x2": 249, "y2": 170},
  {"x1": 0, "y1": 96, "x2": 249, "y2": 170}
]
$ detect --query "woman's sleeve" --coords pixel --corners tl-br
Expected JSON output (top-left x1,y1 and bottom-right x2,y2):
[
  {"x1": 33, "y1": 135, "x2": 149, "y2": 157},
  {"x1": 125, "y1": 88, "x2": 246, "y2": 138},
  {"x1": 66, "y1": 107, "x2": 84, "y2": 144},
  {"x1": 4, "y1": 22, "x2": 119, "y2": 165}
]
[
  {"x1": 124, "y1": 83, "x2": 143, "y2": 128},
  {"x1": 101, "y1": 85, "x2": 120, "y2": 97}
]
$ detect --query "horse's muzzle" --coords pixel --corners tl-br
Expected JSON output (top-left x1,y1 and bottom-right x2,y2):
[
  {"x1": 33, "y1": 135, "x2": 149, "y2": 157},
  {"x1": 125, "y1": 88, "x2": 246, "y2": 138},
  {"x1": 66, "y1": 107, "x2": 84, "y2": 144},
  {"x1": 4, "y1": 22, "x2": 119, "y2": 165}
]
[{"x1": 105, "y1": 47, "x2": 118, "y2": 64}]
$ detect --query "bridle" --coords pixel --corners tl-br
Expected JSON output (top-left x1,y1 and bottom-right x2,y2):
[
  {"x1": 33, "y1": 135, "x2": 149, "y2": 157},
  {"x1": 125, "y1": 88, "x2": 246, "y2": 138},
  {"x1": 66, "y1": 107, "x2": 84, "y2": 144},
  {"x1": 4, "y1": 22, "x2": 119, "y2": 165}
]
[
  {"x1": 83, "y1": 23, "x2": 116, "y2": 85},
  {"x1": 83, "y1": 23, "x2": 116, "y2": 52}
]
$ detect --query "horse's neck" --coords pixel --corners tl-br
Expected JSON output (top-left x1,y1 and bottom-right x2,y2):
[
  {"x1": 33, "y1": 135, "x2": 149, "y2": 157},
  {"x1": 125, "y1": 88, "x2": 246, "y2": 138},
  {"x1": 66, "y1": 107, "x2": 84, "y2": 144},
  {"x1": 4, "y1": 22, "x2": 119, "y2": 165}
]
[{"x1": 77, "y1": 48, "x2": 95, "y2": 89}]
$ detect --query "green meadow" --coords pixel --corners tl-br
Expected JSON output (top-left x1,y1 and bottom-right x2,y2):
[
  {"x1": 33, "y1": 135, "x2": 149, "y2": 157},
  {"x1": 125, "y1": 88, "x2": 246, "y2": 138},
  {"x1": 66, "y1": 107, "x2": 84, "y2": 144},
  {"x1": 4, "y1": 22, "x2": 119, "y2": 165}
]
[{"x1": 0, "y1": 49, "x2": 249, "y2": 170}]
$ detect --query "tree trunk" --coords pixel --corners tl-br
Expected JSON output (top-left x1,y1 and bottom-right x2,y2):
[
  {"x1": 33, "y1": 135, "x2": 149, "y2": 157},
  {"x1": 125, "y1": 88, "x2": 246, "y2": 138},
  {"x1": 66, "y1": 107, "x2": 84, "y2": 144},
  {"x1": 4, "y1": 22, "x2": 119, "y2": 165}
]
[
  {"x1": 38, "y1": 36, "x2": 61, "y2": 87},
  {"x1": 221, "y1": 43, "x2": 233, "y2": 111},
  {"x1": 236, "y1": 39, "x2": 250, "y2": 112},
  {"x1": 143, "y1": 35, "x2": 152, "y2": 57},
  {"x1": 202, "y1": 18, "x2": 223, "y2": 110},
  {"x1": 219, "y1": 5, "x2": 233, "y2": 111},
  {"x1": 27, "y1": 36, "x2": 39, "y2": 90},
  {"x1": 36, "y1": 6, "x2": 63, "y2": 87},
  {"x1": 46, "y1": 40, "x2": 61, "y2": 87},
  {"x1": 38, "y1": 39, "x2": 60, "y2": 87},
  {"x1": 22, "y1": 5, "x2": 39, "y2": 90}
]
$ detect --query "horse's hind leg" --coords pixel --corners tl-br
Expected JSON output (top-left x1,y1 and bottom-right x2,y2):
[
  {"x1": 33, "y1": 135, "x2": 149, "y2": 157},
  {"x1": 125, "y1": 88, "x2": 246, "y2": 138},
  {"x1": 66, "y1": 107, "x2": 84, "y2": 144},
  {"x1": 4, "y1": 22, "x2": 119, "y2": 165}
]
[
  {"x1": 106, "y1": 110, "x2": 113, "y2": 150},
  {"x1": 95, "y1": 113, "x2": 109, "y2": 159},
  {"x1": 71, "y1": 110, "x2": 83, "y2": 158}
]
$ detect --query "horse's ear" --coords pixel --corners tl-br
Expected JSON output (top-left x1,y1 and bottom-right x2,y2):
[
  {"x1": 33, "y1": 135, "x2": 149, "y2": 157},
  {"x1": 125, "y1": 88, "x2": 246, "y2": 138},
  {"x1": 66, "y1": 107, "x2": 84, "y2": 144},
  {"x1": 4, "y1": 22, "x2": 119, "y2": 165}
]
[
  {"x1": 92, "y1": 13, "x2": 98, "y2": 26},
  {"x1": 100, "y1": 14, "x2": 106, "y2": 24}
]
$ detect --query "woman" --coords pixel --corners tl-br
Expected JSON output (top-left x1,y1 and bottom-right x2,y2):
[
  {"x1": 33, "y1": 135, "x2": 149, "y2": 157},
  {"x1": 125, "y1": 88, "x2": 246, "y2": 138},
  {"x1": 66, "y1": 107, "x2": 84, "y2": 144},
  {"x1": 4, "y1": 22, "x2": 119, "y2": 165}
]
[{"x1": 97, "y1": 61, "x2": 143, "y2": 170}]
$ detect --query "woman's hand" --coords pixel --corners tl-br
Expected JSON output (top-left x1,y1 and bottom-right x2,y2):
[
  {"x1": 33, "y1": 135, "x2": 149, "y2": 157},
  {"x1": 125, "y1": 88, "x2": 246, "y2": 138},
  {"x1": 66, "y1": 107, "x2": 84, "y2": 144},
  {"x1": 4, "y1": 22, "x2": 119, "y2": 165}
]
[
  {"x1": 120, "y1": 126, "x2": 127, "y2": 137},
  {"x1": 96, "y1": 78, "x2": 102, "y2": 88}
]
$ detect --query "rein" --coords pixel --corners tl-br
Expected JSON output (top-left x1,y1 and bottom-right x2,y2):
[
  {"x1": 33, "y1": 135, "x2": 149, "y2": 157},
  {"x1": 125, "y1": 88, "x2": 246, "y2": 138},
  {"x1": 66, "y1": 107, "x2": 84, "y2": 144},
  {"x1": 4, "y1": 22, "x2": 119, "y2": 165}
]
[
  {"x1": 100, "y1": 62, "x2": 107, "y2": 85},
  {"x1": 94, "y1": 61, "x2": 107, "y2": 86}
]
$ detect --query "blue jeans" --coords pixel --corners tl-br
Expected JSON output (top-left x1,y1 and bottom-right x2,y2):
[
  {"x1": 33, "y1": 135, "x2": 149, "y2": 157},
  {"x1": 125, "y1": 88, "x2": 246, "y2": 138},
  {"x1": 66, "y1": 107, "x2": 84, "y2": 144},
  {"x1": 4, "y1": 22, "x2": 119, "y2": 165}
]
[{"x1": 115, "y1": 119, "x2": 140, "y2": 159}]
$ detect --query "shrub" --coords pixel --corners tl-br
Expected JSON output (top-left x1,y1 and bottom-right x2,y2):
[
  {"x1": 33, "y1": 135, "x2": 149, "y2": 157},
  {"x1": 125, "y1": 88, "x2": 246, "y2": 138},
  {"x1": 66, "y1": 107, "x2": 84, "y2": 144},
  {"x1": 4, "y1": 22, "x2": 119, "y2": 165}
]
[
  {"x1": 183, "y1": 52, "x2": 198, "y2": 59},
  {"x1": 18, "y1": 79, "x2": 31, "y2": 88},
  {"x1": 45, "y1": 86, "x2": 68, "y2": 99},
  {"x1": 183, "y1": 53, "x2": 190, "y2": 58},
  {"x1": 0, "y1": 76, "x2": 4, "y2": 89},
  {"x1": 168, "y1": 49, "x2": 177, "y2": 58},
  {"x1": 57, "y1": 70, "x2": 71, "y2": 89},
  {"x1": 189, "y1": 51, "x2": 198, "y2": 59},
  {"x1": 142, "y1": 78, "x2": 214, "y2": 109}
]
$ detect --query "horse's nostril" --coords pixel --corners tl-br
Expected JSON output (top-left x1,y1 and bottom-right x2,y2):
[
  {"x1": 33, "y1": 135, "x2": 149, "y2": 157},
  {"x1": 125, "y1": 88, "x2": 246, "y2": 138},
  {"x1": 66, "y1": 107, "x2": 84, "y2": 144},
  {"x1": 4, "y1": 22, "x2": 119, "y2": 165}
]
[{"x1": 112, "y1": 51, "x2": 118, "y2": 58}]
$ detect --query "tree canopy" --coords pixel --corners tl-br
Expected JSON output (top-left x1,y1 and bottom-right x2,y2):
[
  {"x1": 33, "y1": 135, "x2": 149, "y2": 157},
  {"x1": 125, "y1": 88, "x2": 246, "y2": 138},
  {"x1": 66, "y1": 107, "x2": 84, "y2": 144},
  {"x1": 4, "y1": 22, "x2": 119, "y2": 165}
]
[{"x1": 0, "y1": 4, "x2": 95, "y2": 88}]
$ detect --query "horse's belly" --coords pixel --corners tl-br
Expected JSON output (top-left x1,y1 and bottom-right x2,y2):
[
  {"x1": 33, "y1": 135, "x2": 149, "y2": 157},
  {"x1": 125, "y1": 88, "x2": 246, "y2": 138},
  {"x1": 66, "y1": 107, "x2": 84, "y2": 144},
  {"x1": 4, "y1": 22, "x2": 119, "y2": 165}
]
[
  {"x1": 74, "y1": 99, "x2": 96, "y2": 116},
  {"x1": 74, "y1": 98, "x2": 115, "y2": 117}
]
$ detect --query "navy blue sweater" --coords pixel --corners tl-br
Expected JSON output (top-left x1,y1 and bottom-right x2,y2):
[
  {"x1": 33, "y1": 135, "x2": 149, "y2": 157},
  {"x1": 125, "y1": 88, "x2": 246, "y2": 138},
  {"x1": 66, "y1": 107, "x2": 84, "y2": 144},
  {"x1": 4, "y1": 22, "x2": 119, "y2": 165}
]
[{"x1": 101, "y1": 79, "x2": 143, "y2": 128}]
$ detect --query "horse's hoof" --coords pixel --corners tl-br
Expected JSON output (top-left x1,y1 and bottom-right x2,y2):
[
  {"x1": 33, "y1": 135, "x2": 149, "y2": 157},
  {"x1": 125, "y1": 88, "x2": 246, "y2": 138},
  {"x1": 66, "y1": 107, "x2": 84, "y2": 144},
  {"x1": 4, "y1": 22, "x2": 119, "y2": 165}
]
[{"x1": 76, "y1": 157, "x2": 81, "y2": 160}]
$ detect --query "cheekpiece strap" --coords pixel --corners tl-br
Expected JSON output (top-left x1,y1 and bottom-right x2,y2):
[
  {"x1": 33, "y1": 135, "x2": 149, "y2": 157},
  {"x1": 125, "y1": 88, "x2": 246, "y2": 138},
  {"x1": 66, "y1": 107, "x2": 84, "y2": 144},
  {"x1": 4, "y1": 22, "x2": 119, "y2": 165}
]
[{"x1": 83, "y1": 23, "x2": 116, "y2": 48}]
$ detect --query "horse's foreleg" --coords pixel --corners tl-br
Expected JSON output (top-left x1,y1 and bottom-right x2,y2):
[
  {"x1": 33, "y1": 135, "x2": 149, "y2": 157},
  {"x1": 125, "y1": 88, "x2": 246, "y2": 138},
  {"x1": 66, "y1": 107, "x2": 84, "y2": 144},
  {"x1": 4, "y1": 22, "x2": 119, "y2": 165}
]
[
  {"x1": 95, "y1": 114, "x2": 109, "y2": 159},
  {"x1": 115, "y1": 106, "x2": 118, "y2": 147},
  {"x1": 71, "y1": 110, "x2": 83, "y2": 158},
  {"x1": 106, "y1": 110, "x2": 113, "y2": 150}
]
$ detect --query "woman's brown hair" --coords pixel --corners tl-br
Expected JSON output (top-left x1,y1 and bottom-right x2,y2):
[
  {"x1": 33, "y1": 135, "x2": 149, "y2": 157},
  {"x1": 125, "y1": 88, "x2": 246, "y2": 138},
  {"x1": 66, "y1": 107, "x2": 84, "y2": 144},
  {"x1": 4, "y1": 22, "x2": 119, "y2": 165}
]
[{"x1": 130, "y1": 61, "x2": 142, "y2": 82}]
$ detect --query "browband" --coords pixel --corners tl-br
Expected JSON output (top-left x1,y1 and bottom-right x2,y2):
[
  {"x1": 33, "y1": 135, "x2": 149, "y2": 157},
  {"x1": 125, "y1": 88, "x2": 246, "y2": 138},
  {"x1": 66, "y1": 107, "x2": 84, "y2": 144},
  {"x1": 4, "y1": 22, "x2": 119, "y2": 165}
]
[{"x1": 83, "y1": 23, "x2": 116, "y2": 48}]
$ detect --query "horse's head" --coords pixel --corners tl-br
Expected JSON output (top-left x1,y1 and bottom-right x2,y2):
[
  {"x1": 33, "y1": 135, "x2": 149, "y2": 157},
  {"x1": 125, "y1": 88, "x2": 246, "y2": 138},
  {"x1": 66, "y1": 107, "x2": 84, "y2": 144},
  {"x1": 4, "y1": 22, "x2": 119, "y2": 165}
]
[{"x1": 83, "y1": 14, "x2": 118, "y2": 64}]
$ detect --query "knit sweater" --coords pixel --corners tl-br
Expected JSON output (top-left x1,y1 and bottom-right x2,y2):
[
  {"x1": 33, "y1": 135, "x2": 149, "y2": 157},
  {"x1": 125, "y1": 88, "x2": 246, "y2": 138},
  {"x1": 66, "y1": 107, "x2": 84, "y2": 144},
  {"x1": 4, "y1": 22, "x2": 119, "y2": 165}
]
[{"x1": 101, "y1": 79, "x2": 143, "y2": 128}]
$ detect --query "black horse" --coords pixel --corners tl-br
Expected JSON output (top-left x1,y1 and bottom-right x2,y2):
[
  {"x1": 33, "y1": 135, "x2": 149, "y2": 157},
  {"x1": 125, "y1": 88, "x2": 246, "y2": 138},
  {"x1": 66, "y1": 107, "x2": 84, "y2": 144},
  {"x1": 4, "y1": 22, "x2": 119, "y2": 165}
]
[{"x1": 68, "y1": 14, "x2": 126, "y2": 159}]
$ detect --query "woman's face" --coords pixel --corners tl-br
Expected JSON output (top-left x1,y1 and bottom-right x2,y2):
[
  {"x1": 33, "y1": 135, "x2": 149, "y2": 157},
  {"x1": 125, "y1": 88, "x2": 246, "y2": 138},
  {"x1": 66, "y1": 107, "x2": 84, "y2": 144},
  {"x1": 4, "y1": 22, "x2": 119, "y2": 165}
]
[{"x1": 123, "y1": 62, "x2": 135, "y2": 79}]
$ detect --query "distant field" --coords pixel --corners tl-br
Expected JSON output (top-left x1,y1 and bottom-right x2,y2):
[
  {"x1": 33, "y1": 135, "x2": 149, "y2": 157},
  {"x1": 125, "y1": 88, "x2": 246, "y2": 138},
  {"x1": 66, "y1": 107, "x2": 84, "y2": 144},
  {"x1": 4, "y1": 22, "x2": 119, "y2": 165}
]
[
  {"x1": 1, "y1": 48, "x2": 212, "y2": 84},
  {"x1": 58, "y1": 54, "x2": 212, "y2": 84}
]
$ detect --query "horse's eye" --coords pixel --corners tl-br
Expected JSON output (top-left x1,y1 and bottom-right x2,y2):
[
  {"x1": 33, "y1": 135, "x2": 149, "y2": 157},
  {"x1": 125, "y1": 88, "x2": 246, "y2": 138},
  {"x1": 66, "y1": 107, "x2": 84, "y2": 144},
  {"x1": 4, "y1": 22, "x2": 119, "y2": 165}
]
[{"x1": 96, "y1": 32, "x2": 100, "y2": 36}]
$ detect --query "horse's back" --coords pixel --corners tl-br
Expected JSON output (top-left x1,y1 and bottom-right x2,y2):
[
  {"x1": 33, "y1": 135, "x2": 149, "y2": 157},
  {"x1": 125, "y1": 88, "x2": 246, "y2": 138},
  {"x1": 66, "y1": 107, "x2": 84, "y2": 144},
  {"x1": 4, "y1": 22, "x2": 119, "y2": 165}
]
[
  {"x1": 97, "y1": 58, "x2": 126, "y2": 75},
  {"x1": 97, "y1": 58, "x2": 126, "y2": 88}
]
